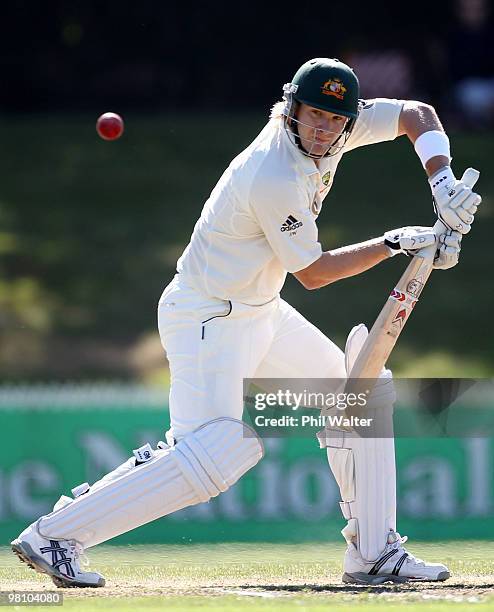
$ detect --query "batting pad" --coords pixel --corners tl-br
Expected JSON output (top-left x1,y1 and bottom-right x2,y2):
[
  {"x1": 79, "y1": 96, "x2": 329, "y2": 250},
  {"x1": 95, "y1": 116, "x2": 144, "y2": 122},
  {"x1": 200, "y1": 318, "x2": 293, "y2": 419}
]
[
  {"x1": 38, "y1": 418, "x2": 263, "y2": 548},
  {"x1": 325, "y1": 424, "x2": 396, "y2": 562},
  {"x1": 321, "y1": 323, "x2": 397, "y2": 562}
]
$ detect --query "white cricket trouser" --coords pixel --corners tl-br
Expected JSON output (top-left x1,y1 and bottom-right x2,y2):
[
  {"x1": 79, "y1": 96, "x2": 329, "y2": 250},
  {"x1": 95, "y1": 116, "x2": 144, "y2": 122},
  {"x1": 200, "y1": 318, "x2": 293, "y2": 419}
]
[{"x1": 158, "y1": 275, "x2": 346, "y2": 440}]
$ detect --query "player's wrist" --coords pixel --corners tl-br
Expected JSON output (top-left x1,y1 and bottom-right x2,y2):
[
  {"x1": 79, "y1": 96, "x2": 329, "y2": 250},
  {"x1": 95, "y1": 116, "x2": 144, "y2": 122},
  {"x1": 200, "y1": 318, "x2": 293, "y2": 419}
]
[
  {"x1": 383, "y1": 240, "x2": 399, "y2": 257},
  {"x1": 367, "y1": 237, "x2": 397, "y2": 258},
  {"x1": 414, "y1": 130, "x2": 451, "y2": 170},
  {"x1": 428, "y1": 165, "x2": 456, "y2": 192}
]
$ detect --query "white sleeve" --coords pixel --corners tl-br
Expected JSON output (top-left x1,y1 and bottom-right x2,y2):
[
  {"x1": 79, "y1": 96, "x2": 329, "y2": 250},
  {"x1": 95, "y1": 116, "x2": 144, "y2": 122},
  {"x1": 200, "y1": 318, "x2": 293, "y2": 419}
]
[
  {"x1": 344, "y1": 98, "x2": 404, "y2": 152},
  {"x1": 249, "y1": 177, "x2": 323, "y2": 273}
]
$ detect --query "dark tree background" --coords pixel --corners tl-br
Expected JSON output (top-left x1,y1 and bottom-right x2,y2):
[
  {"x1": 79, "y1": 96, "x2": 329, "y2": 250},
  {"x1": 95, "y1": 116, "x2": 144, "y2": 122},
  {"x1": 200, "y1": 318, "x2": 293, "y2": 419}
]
[{"x1": 2, "y1": 1, "x2": 486, "y2": 114}]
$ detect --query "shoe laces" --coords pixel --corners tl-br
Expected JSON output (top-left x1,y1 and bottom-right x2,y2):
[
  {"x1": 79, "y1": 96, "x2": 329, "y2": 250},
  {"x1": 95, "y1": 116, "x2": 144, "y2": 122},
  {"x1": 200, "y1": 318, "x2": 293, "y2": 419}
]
[
  {"x1": 387, "y1": 531, "x2": 425, "y2": 567},
  {"x1": 68, "y1": 540, "x2": 90, "y2": 569}
]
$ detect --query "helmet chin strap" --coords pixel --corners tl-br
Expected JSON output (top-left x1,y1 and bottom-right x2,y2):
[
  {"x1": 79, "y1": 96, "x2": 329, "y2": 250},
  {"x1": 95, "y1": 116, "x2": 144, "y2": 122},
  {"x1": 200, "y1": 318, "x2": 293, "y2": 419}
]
[
  {"x1": 293, "y1": 122, "x2": 324, "y2": 158},
  {"x1": 291, "y1": 121, "x2": 324, "y2": 159}
]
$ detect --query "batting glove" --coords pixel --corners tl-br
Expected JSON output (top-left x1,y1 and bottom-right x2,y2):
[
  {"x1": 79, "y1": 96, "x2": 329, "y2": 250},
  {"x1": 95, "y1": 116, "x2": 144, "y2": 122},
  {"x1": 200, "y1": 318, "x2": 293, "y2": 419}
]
[
  {"x1": 429, "y1": 167, "x2": 481, "y2": 234},
  {"x1": 433, "y1": 228, "x2": 462, "y2": 270},
  {"x1": 384, "y1": 226, "x2": 436, "y2": 257}
]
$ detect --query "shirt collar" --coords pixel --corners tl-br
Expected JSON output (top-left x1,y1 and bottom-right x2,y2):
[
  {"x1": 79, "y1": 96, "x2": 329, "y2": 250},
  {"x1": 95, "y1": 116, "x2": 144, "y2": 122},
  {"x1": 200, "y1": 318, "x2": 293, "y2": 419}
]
[{"x1": 317, "y1": 156, "x2": 332, "y2": 176}]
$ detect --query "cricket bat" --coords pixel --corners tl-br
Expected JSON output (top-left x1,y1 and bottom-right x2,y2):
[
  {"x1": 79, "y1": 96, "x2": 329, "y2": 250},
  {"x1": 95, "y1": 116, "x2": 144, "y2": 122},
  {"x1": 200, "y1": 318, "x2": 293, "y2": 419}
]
[{"x1": 347, "y1": 167, "x2": 480, "y2": 382}]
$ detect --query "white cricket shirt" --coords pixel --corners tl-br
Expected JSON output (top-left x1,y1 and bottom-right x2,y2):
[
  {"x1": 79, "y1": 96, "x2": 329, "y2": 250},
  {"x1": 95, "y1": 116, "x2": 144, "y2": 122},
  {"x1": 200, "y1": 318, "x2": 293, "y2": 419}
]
[{"x1": 176, "y1": 98, "x2": 404, "y2": 305}]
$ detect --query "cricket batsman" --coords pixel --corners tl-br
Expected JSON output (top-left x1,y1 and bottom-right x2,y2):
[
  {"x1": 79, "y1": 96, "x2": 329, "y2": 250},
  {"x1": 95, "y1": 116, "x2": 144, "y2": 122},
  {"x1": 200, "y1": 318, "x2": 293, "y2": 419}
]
[{"x1": 12, "y1": 58, "x2": 481, "y2": 587}]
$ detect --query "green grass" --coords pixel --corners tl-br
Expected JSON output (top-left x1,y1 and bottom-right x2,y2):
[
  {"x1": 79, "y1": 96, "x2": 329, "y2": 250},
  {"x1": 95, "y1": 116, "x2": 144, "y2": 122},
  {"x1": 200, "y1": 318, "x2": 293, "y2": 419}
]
[
  {"x1": 1, "y1": 542, "x2": 493, "y2": 610},
  {"x1": 33, "y1": 598, "x2": 494, "y2": 611}
]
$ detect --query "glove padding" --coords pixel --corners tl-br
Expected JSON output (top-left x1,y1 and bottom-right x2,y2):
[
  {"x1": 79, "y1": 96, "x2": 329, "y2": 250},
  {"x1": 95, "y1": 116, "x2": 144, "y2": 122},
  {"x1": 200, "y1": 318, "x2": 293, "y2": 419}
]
[
  {"x1": 433, "y1": 228, "x2": 462, "y2": 270},
  {"x1": 384, "y1": 226, "x2": 436, "y2": 257},
  {"x1": 430, "y1": 167, "x2": 481, "y2": 234}
]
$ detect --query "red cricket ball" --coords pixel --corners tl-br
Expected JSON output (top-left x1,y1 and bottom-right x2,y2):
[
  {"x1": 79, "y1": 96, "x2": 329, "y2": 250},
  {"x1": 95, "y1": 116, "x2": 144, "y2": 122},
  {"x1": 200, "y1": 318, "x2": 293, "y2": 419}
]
[{"x1": 96, "y1": 112, "x2": 124, "y2": 141}]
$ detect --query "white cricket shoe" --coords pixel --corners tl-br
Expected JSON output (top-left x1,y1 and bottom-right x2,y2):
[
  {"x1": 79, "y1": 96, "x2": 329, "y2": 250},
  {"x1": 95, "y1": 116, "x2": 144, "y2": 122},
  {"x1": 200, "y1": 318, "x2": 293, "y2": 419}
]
[
  {"x1": 343, "y1": 530, "x2": 450, "y2": 584},
  {"x1": 11, "y1": 520, "x2": 105, "y2": 588}
]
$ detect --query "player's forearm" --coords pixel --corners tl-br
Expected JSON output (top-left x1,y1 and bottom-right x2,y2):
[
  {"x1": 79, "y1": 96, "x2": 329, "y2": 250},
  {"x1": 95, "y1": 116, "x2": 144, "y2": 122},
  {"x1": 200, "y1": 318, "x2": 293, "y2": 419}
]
[
  {"x1": 398, "y1": 101, "x2": 449, "y2": 177},
  {"x1": 294, "y1": 238, "x2": 390, "y2": 290}
]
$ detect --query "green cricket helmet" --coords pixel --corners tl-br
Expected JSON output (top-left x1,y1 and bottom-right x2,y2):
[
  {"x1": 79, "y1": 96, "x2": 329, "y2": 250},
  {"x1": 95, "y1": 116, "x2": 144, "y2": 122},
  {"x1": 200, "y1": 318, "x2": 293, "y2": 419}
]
[{"x1": 282, "y1": 58, "x2": 361, "y2": 158}]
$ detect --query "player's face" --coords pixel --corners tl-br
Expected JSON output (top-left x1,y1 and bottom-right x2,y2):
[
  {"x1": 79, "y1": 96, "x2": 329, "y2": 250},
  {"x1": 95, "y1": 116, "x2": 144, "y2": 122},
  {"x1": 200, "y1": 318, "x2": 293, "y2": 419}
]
[{"x1": 295, "y1": 103, "x2": 348, "y2": 158}]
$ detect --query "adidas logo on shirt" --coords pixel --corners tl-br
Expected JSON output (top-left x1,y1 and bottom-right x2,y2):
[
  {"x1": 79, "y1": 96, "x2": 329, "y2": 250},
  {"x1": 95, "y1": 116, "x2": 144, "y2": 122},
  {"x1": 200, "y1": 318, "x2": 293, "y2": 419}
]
[{"x1": 280, "y1": 215, "x2": 303, "y2": 232}]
